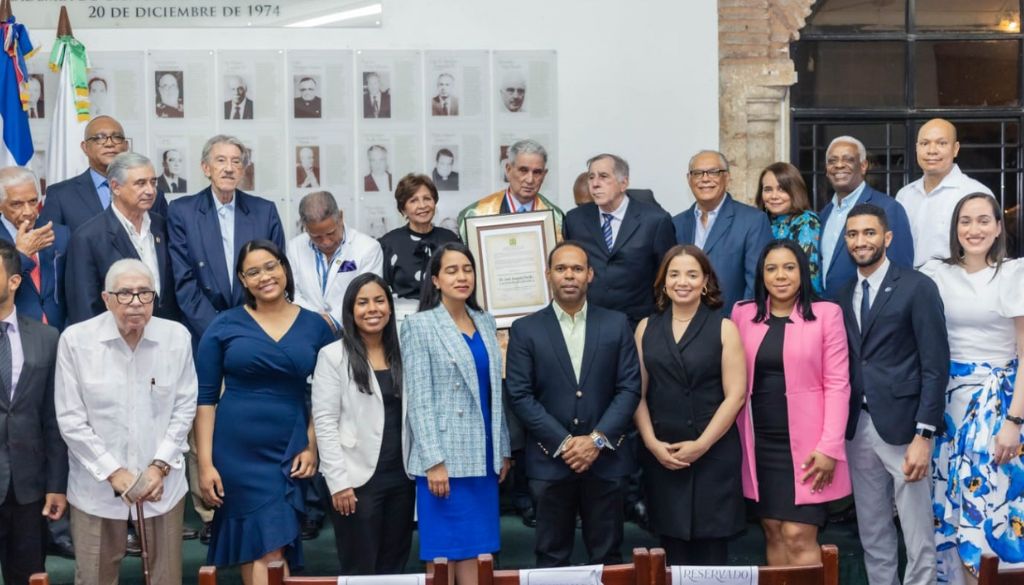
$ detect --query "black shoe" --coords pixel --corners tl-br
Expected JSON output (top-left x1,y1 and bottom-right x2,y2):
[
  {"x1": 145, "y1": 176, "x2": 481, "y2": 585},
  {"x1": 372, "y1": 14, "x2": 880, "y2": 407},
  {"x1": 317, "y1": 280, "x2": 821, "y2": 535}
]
[
  {"x1": 48, "y1": 536, "x2": 75, "y2": 559},
  {"x1": 126, "y1": 528, "x2": 142, "y2": 557},
  {"x1": 182, "y1": 526, "x2": 199, "y2": 540},
  {"x1": 520, "y1": 506, "x2": 537, "y2": 528},
  {"x1": 199, "y1": 522, "x2": 213, "y2": 545},
  {"x1": 301, "y1": 517, "x2": 320, "y2": 540}
]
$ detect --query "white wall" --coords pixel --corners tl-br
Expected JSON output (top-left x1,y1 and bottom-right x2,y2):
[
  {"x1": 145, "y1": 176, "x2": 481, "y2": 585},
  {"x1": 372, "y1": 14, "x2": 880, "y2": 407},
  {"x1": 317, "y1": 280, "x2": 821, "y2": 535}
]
[{"x1": 35, "y1": 0, "x2": 718, "y2": 216}]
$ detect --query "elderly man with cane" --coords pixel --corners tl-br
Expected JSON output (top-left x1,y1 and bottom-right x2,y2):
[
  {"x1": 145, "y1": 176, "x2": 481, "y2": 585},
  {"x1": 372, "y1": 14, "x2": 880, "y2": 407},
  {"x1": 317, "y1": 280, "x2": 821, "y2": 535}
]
[{"x1": 55, "y1": 258, "x2": 197, "y2": 584}]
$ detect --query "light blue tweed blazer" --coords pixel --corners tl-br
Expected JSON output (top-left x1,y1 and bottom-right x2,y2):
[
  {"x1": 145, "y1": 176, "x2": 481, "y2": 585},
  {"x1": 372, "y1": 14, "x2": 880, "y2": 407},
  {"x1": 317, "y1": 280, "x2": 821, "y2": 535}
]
[{"x1": 400, "y1": 304, "x2": 511, "y2": 477}]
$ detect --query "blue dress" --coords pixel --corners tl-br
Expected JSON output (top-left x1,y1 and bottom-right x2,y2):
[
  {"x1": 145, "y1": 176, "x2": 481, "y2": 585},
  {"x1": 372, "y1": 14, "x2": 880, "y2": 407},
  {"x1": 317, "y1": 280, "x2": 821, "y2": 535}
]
[
  {"x1": 196, "y1": 306, "x2": 335, "y2": 568},
  {"x1": 414, "y1": 331, "x2": 500, "y2": 561}
]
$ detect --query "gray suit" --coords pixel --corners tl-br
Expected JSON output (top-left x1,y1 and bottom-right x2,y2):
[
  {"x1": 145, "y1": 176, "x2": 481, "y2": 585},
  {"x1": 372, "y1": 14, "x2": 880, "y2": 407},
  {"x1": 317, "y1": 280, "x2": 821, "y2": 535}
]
[{"x1": 0, "y1": 315, "x2": 65, "y2": 583}]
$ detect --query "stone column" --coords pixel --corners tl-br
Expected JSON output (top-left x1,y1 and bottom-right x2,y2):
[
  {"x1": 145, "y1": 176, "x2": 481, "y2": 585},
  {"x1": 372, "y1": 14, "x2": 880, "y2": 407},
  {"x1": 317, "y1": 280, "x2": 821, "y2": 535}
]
[{"x1": 719, "y1": 0, "x2": 815, "y2": 203}]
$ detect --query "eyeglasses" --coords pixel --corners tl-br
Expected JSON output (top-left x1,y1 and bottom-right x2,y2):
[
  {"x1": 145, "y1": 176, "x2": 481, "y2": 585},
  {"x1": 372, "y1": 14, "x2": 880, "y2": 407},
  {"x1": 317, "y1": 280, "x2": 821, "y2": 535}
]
[
  {"x1": 86, "y1": 133, "x2": 127, "y2": 145},
  {"x1": 688, "y1": 168, "x2": 727, "y2": 179},
  {"x1": 241, "y1": 260, "x2": 282, "y2": 280},
  {"x1": 108, "y1": 290, "x2": 156, "y2": 305}
]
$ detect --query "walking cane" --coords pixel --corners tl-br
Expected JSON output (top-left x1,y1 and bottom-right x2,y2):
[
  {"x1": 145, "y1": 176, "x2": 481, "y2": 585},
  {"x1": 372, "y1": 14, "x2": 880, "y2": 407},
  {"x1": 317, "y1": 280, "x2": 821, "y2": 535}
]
[{"x1": 134, "y1": 501, "x2": 153, "y2": 585}]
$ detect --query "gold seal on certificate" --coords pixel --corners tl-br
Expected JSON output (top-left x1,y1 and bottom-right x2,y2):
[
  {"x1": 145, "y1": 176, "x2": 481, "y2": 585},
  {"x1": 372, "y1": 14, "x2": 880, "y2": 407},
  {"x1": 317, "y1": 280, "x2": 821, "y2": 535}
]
[{"x1": 464, "y1": 210, "x2": 558, "y2": 327}]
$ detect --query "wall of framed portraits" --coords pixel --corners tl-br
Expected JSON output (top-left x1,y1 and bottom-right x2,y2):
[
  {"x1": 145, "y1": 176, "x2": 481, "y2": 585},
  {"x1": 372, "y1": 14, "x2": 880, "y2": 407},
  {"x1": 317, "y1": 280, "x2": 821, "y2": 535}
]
[{"x1": 23, "y1": 0, "x2": 718, "y2": 237}]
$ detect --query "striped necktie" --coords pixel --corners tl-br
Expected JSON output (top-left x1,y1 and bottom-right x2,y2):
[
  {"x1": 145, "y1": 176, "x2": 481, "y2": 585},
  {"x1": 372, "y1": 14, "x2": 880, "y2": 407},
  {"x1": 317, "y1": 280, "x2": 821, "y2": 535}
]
[{"x1": 602, "y1": 213, "x2": 614, "y2": 250}]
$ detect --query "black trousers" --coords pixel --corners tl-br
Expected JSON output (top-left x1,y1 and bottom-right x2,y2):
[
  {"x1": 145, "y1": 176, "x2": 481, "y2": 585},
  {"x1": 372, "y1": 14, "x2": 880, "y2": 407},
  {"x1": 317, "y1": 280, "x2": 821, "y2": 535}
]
[
  {"x1": 327, "y1": 479, "x2": 415, "y2": 575},
  {"x1": 529, "y1": 475, "x2": 626, "y2": 568},
  {"x1": 660, "y1": 535, "x2": 729, "y2": 566},
  {"x1": 0, "y1": 489, "x2": 46, "y2": 585}
]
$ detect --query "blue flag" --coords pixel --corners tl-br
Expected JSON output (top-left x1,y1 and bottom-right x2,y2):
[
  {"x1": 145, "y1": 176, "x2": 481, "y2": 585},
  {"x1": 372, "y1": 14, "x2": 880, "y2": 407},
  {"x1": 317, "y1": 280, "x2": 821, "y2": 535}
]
[{"x1": 0, "y1": 18, "x2": 34, "y2": 165}]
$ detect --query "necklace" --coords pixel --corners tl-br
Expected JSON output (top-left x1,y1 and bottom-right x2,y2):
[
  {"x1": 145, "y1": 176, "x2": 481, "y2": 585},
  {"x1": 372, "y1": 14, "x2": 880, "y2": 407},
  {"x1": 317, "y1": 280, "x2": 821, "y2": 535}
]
[{"x1": 672, "y1": 315, "x2": 695, "y2": 323}]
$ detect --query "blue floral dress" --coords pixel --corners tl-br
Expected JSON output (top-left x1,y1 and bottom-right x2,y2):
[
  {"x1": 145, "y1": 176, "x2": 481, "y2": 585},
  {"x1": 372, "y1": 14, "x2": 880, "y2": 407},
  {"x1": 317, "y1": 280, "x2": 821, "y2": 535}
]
[
  {"x1": 922, "y1": 259, "x2": 1024, "y2": 582},
  {"x1": 770, "y1": 210, "x2": 822, "y2": 294}
]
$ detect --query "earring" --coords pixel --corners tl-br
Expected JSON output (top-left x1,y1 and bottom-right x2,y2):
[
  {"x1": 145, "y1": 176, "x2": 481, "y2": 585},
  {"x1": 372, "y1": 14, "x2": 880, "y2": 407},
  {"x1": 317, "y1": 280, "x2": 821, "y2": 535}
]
[{"x1": 701, "y1": 285, "x2": 709, "y2": 296}]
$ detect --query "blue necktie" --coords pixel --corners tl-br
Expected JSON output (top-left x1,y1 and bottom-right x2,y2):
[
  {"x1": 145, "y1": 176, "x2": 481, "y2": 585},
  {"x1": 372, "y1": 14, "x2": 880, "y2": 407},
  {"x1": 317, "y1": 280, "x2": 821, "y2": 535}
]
[
  {"x1": 0, "y1": 322, "x2": 11, "y2": 398},
  {"x1": 517, "y1": 204, "x2": 529, "y2": 213},
  {"x1": 98, "y1": 180, "x2": 111, "y2": 209},
  {"x1": 601, "y1": 213, "x2": 614, "y2": 251},
  {"x1": 860, "y1": 279, "x2": 871, "y2": 334}
]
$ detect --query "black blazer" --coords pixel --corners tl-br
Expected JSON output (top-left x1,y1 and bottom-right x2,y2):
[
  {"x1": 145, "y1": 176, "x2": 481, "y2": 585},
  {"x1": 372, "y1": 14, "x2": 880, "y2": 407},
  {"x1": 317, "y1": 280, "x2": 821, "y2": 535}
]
[
  {"x1": 224, "y1": 98, "x2": 254, "y2": 119},
  {"x1": 40, "y1": 169, "x2": 170, "y2": 234},
  {"x1": 563, "y1": 199, "x2": 675, "y2": 324},
  {"x1": 839, "y1": 264, "x2": 950, "y2": 445},
  {"x1": 0, "y1": 315, "x2": 65, "y2": 504},
  {"x1": 64, "y1": 207, "x2": 180, "y2": 325},
  {"x1": 506, "y1": 304, "x2": 641, "y2": 481}
]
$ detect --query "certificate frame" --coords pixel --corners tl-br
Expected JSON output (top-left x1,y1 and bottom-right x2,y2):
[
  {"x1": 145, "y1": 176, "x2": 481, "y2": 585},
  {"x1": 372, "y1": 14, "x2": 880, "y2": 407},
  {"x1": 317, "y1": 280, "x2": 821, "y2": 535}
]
[{"x1": 464, "y1": 210, "x2": 558, "y2": 328}]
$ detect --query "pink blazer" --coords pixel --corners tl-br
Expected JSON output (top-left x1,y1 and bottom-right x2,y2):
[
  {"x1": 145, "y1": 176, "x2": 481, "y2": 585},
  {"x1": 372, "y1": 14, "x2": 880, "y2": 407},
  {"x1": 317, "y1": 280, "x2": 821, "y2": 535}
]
[{"x1": 731, "y1": 300, "x2": 852, "y2": 505}]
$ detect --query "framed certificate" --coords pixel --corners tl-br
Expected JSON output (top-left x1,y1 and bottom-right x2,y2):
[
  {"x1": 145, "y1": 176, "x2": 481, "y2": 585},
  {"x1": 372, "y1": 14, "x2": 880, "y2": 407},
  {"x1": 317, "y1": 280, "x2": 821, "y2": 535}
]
[{"x1": 464, "y1": 210, "x2": 558, "y2": 327}]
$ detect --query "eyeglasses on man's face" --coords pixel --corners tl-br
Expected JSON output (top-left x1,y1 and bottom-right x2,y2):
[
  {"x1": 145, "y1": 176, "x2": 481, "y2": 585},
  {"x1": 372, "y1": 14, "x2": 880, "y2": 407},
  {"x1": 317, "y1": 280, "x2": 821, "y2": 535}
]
[
  {"x1": 86, "y1": 133, "x2": 127, "y2": 145},
  {"x1": 108, "y1": 289, "x2": 156, "y2": 305},
  {"x1": 687, "y1": 168, "x2": 728, "y2": 179}
]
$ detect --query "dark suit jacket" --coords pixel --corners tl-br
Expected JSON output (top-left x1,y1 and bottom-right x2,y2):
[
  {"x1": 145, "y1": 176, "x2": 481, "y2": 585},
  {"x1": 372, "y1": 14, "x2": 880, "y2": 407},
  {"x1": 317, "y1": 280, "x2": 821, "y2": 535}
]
[
  {"x1": 224, "y1": 98, "x2": 254, "y2": 120},
  {"x1": 819, "y1": 185, "x2": 914, "y2": 299},
  {"x1": 626, "y1": 189, "x2": 664, "y2": 212},
  {"x1": 157, "y1": 175, "x2": 187, "y2": 194},
  {"x1": 40, "y1": 169, "x2": 170, "y2": 234},
  {"x1": 64, "y1": 208, "x2": 179, "y2": 325},
  {"x1": 0, "y1": 220, "x2": 70, "y2": 331},
  {"x1": 839, "y1": 264, "x2": 949, "y2": 444},
  {"x1": 363, "y1": 92, "x2": 391, "y2": 118},
  {"x1": 0, "y1": 315, "x2": 65, "y2": 504},
  {"x1": 363, "y1": 173, "x2": 393, "y2": 192},
  {"x1": 432, "y1": 169, "x2": 459, "y2": 191},
  {"x1": 672, "y1": 194, "x2": 772, "y2": 317},
  {"x1": 168, "y1": 188, "x2": 285, "y2": 342},
  {"x1": 294, "y1": 96, "x2": 321, "y2": 118},
  {"x1": 431, "y1": 95, "x2": 459, "y2": 115},
  {"x1": 506, "y1": 304, "x2": 641, "y2": 481},
  {"x1": 564, "y1": 199, "x2": 675, "y2": 324}
]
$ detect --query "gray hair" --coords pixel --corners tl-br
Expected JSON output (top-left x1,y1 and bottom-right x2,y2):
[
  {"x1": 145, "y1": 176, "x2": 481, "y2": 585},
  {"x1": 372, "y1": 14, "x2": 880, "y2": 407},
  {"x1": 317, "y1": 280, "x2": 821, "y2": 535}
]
[
  {"x1": 688, "y1": 150, "x2": 730, "y2": 171},
  {"x1": 298, "y1": 191, "x2": 341, "y2": 225},
  {"x1": 507, "y1": 139, "x2": 548, "y2": 166},
  {"x1": 827, "y1": 136, "x2": 867, "y2": 162},
  {"x1": 201, "y1": 135, "x2": 250, "y2": 166},
  {"x1": 104, "y1": 258, "x2": 155, "y2": 292},
  {"x1": 586, "y1": 153, "x2": 629, "y2": 181},
  {"x1": 0, "y1": 166, "x2": 38, "y2": 203},
  {"x1": 107, "y1": 152, "x2": 154, "y2": 187}
]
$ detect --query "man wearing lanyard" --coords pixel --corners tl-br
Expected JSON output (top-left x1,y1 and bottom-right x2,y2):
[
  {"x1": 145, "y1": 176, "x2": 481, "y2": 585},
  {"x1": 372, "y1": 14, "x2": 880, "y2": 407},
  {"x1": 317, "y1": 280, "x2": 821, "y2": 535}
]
[
  {"x1": 287, "y1": 190, "x2": 383, "y2": 333},
  {"x1": 456, "y1": 138, "x2": 565, "y2": 242}
]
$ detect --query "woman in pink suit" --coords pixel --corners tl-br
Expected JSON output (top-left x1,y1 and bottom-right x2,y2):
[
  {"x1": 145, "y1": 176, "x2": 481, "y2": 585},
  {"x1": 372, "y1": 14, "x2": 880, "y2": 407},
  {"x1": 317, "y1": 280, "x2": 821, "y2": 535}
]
[{"x1": 732, "y1": 240, "x2": 851, "y2": 566}]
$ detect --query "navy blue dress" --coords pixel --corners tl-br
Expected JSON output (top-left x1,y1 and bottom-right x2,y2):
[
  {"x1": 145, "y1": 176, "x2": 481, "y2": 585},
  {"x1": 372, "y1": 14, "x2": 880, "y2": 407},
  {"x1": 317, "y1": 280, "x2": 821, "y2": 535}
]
[
  {"x1": 414, "y1": 331, "x2": 499, "y2": 561},
  {"x1": 197, "y1": 306, "x2": 335, "y2": 568}
]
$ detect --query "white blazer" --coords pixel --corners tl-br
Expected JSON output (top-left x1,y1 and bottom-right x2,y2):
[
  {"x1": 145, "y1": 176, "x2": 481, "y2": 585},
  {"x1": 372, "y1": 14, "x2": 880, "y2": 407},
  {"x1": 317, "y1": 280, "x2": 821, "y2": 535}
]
[
  {"x1": 311, "y1": 340, "x2": 410, "y2": 495},
  {"x1": 288, "y1": 227, "x2": 384, "y2": 325}
]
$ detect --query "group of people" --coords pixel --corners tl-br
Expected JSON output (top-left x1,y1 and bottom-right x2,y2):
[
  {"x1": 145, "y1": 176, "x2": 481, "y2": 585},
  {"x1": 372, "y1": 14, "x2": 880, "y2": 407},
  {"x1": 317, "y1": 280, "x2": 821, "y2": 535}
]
[{"x1": 0, "y1": 113, "x2": 1019, "y2": 585}]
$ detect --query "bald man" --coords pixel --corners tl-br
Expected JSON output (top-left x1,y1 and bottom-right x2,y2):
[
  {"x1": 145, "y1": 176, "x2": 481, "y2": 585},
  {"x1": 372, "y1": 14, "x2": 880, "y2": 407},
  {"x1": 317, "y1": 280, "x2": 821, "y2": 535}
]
[
  {"x1": 572, "y1": 172, "x2": 590, "y2": 207},
  {"x1": 895, "y1": 118, "x2": 992, "y2": 267}
]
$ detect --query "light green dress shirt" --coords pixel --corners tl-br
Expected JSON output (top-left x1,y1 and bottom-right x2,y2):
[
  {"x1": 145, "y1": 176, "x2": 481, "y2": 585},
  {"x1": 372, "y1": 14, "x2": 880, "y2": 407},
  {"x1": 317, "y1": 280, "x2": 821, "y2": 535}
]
[{"x1": 552, "y1": 301, "x2": 587, "y2": 382}]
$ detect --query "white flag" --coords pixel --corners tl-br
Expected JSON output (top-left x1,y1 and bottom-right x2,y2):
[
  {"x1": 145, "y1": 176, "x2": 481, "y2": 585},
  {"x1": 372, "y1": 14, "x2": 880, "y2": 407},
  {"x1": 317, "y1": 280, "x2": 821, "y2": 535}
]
[{"x1": 46, "y1": 38, "x2": 89, "y2": 189}]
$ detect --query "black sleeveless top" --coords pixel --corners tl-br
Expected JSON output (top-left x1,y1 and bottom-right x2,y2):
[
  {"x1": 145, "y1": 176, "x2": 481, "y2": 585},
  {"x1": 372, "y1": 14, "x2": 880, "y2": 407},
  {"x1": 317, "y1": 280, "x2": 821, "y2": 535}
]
[{"x1": 639, "y1": 304, "x2": 744, "y2": 539}]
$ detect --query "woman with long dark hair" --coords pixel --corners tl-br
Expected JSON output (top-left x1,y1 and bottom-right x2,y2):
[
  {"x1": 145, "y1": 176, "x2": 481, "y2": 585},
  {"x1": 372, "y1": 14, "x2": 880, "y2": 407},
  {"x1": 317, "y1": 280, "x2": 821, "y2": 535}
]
[
  {"x1": 633, "y1": 244, "x2": 747, "y2": 565},
  {"x1": 195, "y1": 240, "x2": 335, "y2": 584},
  {"x1": 922, "y1": 193, "x2": 1024, "y2": 581},
  {"x1": 312, "y1": 273, "x2": 413, "y2": 574},
  {"x1": 732, "y1": 240, "x2": 851, "y2": 566},
  {"x1": 401, "y1": 241, "x2": 511, "y2": 584}
]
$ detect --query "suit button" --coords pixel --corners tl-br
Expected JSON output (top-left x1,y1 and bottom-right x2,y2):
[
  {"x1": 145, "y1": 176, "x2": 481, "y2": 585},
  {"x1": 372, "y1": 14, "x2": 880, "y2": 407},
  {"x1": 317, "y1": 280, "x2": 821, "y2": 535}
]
[
  {"x1": 687, "y1": 419, "x2": 693, "y2": 426},
  {"x1": 576, "y1": 391, "x2": 582, "y2": 398},
  {"x1": 573, "y1": 418, "x2": 579, "y2": 425}
]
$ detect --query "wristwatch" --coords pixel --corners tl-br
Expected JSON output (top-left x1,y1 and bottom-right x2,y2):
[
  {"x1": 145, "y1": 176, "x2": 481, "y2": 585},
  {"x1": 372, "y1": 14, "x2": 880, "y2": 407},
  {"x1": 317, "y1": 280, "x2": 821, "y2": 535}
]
[
  {"x1": 149, "y1": 459, "x2": 171, "y2": 477},
  {"x1": 915, "y1": 427, "x2": 935, "y2": 439},
  {"x1": 590, "y1": 432, "x2": 608, "y2": 450},
  {"x1": 1006, "y1": 414, "x2": 1024, "y2": 425}
]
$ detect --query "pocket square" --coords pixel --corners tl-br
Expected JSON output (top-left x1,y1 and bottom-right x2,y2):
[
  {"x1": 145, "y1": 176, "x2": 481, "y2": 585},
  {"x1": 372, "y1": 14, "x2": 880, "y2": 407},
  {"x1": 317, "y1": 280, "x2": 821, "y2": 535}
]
[{"x1": 338, "y1": 260, "x2": 357, "y2": 273}]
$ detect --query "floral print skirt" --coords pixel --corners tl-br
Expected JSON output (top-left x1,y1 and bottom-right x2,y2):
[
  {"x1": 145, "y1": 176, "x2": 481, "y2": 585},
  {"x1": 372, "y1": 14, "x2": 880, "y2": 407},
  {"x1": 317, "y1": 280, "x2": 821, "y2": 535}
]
[{"x1": 934, "y1": 359, "x2": 1022, "y2": 583}]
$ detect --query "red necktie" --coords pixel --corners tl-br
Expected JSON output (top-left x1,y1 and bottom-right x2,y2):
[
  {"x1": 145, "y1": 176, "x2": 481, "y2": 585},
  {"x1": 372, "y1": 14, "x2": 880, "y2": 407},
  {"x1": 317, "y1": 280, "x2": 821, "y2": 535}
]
[{"x1": 30, "y1": 255, "x2": 45, "y2": 324}]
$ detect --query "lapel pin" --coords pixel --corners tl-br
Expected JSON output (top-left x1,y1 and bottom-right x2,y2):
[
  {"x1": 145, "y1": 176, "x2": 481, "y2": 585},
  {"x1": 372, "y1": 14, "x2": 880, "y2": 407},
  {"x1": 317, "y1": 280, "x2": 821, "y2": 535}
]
[
  {"x1": 884, "y1": 286, "x2": 892, "y2": 292},
  {"x1": 155, "y1": 236, "x2": 161, "y2": 244}
]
